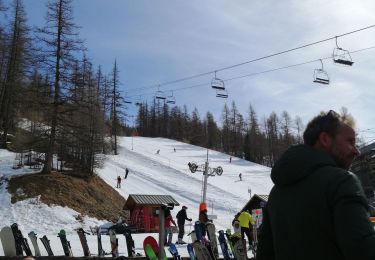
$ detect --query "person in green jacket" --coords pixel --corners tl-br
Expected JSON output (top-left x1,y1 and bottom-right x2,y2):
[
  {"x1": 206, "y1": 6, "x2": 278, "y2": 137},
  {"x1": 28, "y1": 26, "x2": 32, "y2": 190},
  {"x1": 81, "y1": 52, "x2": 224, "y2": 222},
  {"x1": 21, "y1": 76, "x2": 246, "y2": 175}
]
[
  {"x1": 257, "y1": 110, "x2": 375, "y2": 260},
  {"x1": 238, "y1": 210, "x2": 255, "y2": 249}
]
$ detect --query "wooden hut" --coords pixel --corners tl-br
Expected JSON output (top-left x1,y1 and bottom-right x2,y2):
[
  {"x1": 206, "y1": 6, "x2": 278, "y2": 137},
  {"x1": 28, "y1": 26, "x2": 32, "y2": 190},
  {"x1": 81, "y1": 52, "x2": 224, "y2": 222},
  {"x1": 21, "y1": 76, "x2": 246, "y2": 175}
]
[
  {"x1": 123, "y1": 194, "x2": 179, "y2": 233},
  {"x1": 241, "y1": 194, "x2": 268, "y2": 213}
]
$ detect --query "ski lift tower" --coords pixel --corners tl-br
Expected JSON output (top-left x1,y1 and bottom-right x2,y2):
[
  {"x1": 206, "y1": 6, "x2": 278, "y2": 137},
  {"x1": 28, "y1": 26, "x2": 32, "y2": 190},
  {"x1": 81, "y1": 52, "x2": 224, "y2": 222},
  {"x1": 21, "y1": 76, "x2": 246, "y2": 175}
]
[{"x1": 188, "y1": 149, "x2": 223, "y2": 204}]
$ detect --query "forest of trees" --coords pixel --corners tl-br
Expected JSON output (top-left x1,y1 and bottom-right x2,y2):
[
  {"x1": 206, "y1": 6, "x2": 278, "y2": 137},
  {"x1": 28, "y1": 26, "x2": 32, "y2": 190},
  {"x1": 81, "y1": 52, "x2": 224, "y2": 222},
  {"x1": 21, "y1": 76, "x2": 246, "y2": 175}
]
[
  {"x1": 135, "y1": 100, "x2": 304, "y2": 167},
  {"x1": 0, "y1": 0, "x2": 306, "y2": 176},
  {"x1": 0, "y1": 0, "x2": 126, "y2": 176}
]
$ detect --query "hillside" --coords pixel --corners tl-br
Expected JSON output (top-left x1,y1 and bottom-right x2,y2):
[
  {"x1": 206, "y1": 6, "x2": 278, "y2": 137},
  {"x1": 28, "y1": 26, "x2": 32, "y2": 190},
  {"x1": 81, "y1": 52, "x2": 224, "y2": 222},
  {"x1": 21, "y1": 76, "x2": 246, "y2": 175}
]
[
  {"x1": 0, "y1": 136, "x2": 273, "y2": 257},
  {"x1": 8, "y1": 172, "x2": 127, "y2": 222}
]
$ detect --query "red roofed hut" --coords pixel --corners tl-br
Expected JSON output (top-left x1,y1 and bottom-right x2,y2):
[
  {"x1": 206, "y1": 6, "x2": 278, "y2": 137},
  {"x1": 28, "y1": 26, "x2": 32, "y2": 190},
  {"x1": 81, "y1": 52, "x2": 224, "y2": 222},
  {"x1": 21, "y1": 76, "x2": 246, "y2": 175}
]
[{"x1": 123, "y1": 194, "x2": 179, "y2": 233}]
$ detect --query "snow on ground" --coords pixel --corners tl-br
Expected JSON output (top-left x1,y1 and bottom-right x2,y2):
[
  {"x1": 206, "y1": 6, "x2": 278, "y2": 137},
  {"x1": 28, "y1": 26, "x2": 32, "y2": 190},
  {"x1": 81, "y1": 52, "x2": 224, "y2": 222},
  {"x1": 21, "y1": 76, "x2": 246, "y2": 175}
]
[{"x1": 0, "y1": 137, "x2": 273, "y2": 257}]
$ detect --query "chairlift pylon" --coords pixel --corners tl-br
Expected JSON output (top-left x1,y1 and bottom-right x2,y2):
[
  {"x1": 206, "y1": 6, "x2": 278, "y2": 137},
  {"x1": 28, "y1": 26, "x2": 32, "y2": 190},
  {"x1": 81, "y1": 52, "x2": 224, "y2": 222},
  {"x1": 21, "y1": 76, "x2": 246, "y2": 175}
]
[
  {"x1": 211, "y1": 71, "x2": 225, "y2": 90},
  {"x1": 313, "y1": 59, "x2": 330, "y2": 85},
  {"x1": 166, "y1": 91, "x2": 176, "y2": 104},
  {"x1": 332, "y1": 36, "x2": 354, "y2": 66}
]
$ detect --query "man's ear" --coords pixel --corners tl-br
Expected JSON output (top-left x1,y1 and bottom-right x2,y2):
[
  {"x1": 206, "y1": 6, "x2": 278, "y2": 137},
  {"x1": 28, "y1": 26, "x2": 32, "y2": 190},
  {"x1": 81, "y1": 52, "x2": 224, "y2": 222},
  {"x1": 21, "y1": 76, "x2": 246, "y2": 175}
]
[{"x1": 316, "y1": 132, "x2": 332, "y2": 150}]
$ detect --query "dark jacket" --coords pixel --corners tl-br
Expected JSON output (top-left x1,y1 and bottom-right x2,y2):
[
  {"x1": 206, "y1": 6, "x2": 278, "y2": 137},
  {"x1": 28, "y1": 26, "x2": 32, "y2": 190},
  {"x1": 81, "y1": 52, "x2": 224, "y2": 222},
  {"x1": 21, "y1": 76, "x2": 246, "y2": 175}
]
[
  {"x1": 257, "y1": 145, "x2": 375, "y2": 260},
  {"x1": 176, "y1": 209, "x2": 191, "y2": 226}
]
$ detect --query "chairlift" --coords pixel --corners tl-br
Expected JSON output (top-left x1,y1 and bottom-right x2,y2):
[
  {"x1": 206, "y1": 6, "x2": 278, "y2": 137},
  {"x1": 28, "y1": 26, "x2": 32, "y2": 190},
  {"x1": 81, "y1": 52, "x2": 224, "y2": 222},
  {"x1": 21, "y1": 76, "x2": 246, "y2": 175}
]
[
  {"x1": 155, "y1": 85, "x2": 166, "y2": 100},
  {"x1": 166, "y1": 91, "x2": 176, "y2": 104},
  {"x1": 134, "y1": 96, "x2": 142, "y2": 106},
  {"x1": 332, "y1": 36, "x2": 354, "y2": 66},
  {"x1": 216, "y1": 88, "x2": 228, "y2": 98},
  {"x1": 211, "y1": 71, "x2": 225, "y2": 90},
  {"x1": 123, "y1": 92, "x2": 132, "y2": 104},
  {"x1": 313, "y1": 59, "x2": 330, "y2": 85}
]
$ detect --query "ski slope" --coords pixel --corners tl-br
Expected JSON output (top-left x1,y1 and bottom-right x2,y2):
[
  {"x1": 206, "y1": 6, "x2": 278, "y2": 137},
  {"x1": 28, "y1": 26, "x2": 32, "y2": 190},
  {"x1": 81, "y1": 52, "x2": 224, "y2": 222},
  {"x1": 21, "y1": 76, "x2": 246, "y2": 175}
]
[
  {"x1": 0, "y1": 137, "x2": 273, "y2": 257},
  {"x1": 99, "y1": 137, "x2": 272, "y2": 229}
]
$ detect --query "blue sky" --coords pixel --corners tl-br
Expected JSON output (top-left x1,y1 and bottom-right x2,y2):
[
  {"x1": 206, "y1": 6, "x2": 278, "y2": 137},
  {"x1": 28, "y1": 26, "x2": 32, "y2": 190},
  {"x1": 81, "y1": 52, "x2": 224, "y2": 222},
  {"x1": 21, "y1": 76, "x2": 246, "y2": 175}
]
[{"x1": 18, "y1": 0, "x2": 375, "y2": 143}]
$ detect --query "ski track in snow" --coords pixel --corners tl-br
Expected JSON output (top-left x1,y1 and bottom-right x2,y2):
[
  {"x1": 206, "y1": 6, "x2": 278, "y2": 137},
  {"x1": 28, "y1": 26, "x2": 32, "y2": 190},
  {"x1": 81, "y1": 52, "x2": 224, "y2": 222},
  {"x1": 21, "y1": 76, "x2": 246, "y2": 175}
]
[{"x1": 108, "y1": 145, "x2": 246, "y2": 210}]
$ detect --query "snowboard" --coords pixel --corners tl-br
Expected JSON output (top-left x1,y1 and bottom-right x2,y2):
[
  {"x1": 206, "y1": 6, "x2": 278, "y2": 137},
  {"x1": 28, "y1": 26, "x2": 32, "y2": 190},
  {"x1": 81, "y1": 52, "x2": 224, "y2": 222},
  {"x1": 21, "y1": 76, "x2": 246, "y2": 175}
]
[
  {"x1": 40, "y1": 235, "x2": 54, "y2": 256},
  {"x1": 109, "y1": 229, "x2": 119, "y2": 257},
  {"x1": 143, "y1": 235, "x2": 159, "y2": 256},
  {"x1": 218, "y1": 230, "x2": 233, "y2": 260},
  {"x1": 187, "y1": 243, "x2": 195, "y2": 260},
  {"x1": 57, "y1": 229, "x2": 73, "y2": 256},
  {"x1": 194, "y1": 221, "x2": 204, "y2": 243},
  {"x1": 143, "y1": 235, "x2": 167, "y2": 260},
  {"x1": 226, "y1": 232, "x2": 247, "y2": 260},
  {"x1": 0, "y1": 226, "x2": 17, "y2": 256},
  {"x1": 77, "y1": 228, "x2": 91, "y2": 256},
  {"x1": 192, "y1": 240, "x2": 212, "y2": 260},
  {"x1": 95, "y1": 226, "x2": 106, "y2": 257},
  {"x1": 124, "y1": 229, "x2": 136, "y2": 257},
  {"x1": 194, "y1": 221, "x2": 216, "y2": 260},
  {"x1": 169, "y1": 243, "x2": 181, "y2": 260},
  {"x1": 189, "y1": 230, "x2": 197, "y2": 243},
  {"x1": 28, "y1": 231, "x2": 41, "y2": 257},
  {"x1": 206, "y1": 222, "x2": 219, "y2": 258},
  {"x1": 145, "y1": 243, "x2": 158, "y2": 260},
  {"x1": 11, "y1": 222, "x2": 32, "y2": 256}
]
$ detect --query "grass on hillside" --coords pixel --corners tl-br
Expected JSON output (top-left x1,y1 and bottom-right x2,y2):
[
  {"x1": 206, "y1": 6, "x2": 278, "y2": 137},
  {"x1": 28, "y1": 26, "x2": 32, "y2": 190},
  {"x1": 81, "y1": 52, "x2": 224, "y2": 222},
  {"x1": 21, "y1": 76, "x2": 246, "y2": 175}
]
[{"x1": 8, "y1": 172, "x2": 128, "y2": 223}]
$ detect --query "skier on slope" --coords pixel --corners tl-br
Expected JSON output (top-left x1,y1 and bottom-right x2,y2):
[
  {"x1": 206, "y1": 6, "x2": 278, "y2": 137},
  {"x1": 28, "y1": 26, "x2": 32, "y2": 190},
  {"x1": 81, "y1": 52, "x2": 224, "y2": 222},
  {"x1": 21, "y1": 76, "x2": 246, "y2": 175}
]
[
  {"x1": 116, "y1": 176, "x2": 121, "y2": 188},
  {"x1": 176, "y1": 205, "x2": 192, "y2": 244},
  {"x1": 125, "y1": 168, "x2": 129, "y2": 179}
]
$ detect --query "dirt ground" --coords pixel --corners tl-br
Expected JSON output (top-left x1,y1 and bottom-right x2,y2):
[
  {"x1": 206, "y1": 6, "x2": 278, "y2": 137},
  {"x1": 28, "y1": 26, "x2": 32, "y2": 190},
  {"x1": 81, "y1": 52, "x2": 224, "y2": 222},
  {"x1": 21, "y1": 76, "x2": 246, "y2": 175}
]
[{"x1": 8, "y1": 172, "x2": 128, "y2": 223}]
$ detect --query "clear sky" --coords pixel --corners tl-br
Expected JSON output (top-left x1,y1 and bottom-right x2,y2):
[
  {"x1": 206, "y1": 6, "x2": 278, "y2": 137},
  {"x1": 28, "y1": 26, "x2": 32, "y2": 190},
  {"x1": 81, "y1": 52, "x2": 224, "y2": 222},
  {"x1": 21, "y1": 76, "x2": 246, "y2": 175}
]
[{"x1": 18, "y1": 0, "x2": 375, "y2": 143}]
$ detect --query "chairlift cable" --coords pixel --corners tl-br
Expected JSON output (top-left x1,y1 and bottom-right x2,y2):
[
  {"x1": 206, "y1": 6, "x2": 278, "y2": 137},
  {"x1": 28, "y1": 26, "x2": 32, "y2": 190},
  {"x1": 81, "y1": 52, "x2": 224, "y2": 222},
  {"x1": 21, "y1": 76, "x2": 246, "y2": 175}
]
[
  {"x1": 126, "y1": 44, "x2": 375, "y2": 98},
  {"x1": 127, "y1": 24, "x2": 375, "y2": 93}
]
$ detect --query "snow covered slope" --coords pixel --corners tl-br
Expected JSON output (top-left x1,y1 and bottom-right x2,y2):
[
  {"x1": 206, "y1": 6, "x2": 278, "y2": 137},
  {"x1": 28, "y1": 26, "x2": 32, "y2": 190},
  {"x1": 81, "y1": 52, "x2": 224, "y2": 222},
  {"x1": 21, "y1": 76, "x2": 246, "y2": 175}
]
[
  {"x1": 98, "y1": 137, "x2": 272, "y2": 229},
  {"x1": 0, "y1": 136, "x2": 273, "y2": 256}
]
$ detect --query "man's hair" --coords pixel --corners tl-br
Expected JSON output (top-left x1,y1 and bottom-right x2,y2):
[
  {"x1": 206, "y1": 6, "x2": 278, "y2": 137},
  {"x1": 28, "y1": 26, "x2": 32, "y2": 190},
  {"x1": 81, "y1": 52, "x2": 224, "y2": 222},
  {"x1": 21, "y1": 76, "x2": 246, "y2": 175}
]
[{"x1": 303, "y1": 110, "x2": 355, "y2": 146}]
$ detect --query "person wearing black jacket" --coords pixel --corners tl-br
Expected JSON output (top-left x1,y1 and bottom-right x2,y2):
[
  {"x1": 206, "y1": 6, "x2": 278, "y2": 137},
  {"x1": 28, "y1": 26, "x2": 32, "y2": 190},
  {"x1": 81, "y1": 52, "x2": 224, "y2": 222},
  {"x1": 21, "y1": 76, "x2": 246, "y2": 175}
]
[
  {"x1": 257, "y1": 110, "x2": 375, "y2": 260},
  {"x1": 176, "y1": 206, "x2": 192, "y2": 244}
]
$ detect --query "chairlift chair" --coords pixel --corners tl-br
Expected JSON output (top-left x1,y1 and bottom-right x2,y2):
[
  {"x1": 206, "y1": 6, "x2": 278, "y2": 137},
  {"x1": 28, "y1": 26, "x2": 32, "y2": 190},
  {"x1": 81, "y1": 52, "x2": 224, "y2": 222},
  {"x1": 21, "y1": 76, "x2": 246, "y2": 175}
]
[
  {"x1": 332, "y1": 36, "x2": 354, "y2": 66},
  {"x1": 124, "y1": 92, "x2": 132, "y2": 104},
  {"x1": 134, "y1": 96, "x2": 142, "y2": 106},
  {"x1": 216, "y1": 88, "x2": 228, "y2": 98},
  {"x1": 313, "y1": 59, "x2": 329, "y2": 85},
  {"x1": 166, "y1": 91, "x2": 176, "y2": 104},
  {"x1": 211, "y1": 71, "x2": 225, "y2": 90},
  {"x1": 155, "y1": 91, "x2": 166, "y2": 100}
]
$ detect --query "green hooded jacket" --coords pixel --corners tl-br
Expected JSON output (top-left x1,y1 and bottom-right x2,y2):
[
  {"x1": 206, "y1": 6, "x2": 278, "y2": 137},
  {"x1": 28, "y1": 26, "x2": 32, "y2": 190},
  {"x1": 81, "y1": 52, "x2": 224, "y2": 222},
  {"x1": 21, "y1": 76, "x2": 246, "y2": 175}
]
[{"x1": 257, "y1": 145, "x2": 375, "y2": 260}]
